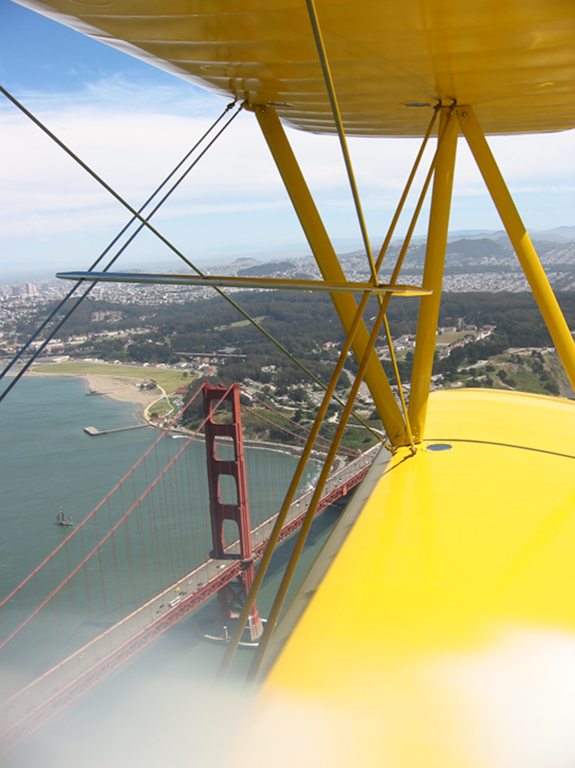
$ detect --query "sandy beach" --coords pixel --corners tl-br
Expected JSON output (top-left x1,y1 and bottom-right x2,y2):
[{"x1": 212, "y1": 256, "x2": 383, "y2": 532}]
[
  {"x1": 84, "y1": 374, "x2": 164, "y2": 407},
  {"x1": 27, "y1": 369, "x2": 166, "y2": 421}
]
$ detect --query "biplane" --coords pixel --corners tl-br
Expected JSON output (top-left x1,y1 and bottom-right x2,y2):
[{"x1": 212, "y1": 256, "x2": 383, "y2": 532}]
[{"x1": 8, "y1": 0, "x2": 575, "y2": 765}]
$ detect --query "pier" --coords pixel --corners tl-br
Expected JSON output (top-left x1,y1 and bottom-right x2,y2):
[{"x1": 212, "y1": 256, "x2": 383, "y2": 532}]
[{"x1": 84, "y1": 424, "x2": 148, "y2": 436}]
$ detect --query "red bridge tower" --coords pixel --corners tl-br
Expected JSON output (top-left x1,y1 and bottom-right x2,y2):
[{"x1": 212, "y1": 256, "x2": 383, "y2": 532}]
[{"x1": 203, "y1": 383, "x2": 263, "y2": 641}]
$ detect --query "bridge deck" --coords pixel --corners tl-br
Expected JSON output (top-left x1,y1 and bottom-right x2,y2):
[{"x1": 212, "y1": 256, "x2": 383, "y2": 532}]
[{"x1": 0, "y1": 446, "x2": 379, "y2": 753}]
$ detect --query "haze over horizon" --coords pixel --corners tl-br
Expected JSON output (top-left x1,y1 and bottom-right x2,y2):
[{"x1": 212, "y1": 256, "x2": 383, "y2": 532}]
[
  {"x1": 3, "y1": 224, "x2": 575, "y2": 285},
  {"x1": 3, "y1": 224, "x2": 575, "y2": 286}
]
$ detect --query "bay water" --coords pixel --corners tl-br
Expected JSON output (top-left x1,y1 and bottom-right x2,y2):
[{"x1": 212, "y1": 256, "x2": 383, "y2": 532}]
[{"x1": 0, "y1": 376, "x2": 342, "y2": 768}]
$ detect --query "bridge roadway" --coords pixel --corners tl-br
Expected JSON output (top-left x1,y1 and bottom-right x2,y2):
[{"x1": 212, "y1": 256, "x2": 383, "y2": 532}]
[{"x1": 0, "y1": 445, "x2": 379, "y2": 753}]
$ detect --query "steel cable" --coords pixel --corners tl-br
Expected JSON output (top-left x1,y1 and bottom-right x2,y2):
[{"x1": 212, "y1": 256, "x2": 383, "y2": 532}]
[
  {"x1": 0, "y1": 97, "x2": 238, "y2": 383},
  {"x1": 0, "y1": 86, "x2": 382, "y2": 445},
  {"x1": 0, "y1": 97, "x2": 243, "y2": 403}
]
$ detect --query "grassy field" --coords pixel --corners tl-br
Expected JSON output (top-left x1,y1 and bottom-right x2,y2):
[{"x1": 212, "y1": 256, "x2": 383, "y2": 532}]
[
  {"x1": 436, "y1": 330, "x2": 476, "y2": 346},
  {"x1": 447, "y1": 350, "x2": 574, "y2": 399},
  {"x1": 148, "y1": 398, "x2": 180, "y2": 419},
  {"x1": 214, "y1": 315, "x2": 266, "y2": 331},
  {"x1": 31, "y1": 362, "x2": 196, "y2": 394}
]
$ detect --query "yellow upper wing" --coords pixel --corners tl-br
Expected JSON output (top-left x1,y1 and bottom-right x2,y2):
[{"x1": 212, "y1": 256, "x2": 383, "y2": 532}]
[{"x1": 15, "y1": 0, "x2": 575, "y2": 136}]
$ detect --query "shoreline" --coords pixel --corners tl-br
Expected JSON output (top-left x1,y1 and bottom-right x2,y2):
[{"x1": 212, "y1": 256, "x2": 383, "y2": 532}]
[
  {"x1": 21, "y1": 369, "x2": 367, "y2": 468},
  {"x1": 26, "y1": 369, "x2": 165, "y2": 424}
]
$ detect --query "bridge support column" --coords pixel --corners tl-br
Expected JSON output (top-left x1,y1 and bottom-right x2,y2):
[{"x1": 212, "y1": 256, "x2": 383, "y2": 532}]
[{"x1": 203, "y1": 383, "x2": 263, "y2": 641}]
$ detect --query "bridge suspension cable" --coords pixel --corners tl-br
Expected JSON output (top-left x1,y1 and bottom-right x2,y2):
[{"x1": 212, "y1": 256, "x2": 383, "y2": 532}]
[
  {"x1": 0, "y1": 378, "x2": 362, "y2": 684},
  {"x1": 240, "y1": 395, "x2": 359, "y2": 458}
]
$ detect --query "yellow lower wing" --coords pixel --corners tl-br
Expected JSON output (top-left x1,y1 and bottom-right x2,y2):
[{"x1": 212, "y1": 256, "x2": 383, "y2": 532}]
[{"x1": 238, "y1": 389, "x2": 575, "y2": 767}]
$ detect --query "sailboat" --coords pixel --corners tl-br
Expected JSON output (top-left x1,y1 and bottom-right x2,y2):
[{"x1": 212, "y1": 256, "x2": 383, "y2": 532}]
[
  {"x1": 55, "y1": 508, "x2": 73, "y2": 527},
  {"x1": 8, "y1": 0, "x2": 575, "y2": 765}
]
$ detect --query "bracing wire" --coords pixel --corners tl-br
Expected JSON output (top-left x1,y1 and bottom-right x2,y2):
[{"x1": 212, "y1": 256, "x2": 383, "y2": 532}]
[
  {"x1": 0, "y1": 97, "x2": 243, "y2": 404},
  {"x1": 217, "y1": 291, "x2": 372, "y2": 681},
  {"x1": 218, "y1": 106, "x2": 447, "y2": 680},
  {"x1": 374, "y1": 110, "x2": 438, "y2": 274},
  {"x1": 0, "y1": 98, "x2": 238, "y2": 382},
  {"x1": 247, "y1": 290, "x2": 391, "y2": 683},
  {"x1": 0, "y1": 84, "x2": 233, "y2": 264},
  {"x1": 0, "y1": 86, "x2": 383, "y2": 444},
  {"x1": 1, "y1": 79, "x2": 451, "y2": 686},
  {"x1": 304, "y1": 0, "x2": 378, "y2": 282},
  {"x1": 303, "y1": 0, "x2": 416, "y2": 446}
]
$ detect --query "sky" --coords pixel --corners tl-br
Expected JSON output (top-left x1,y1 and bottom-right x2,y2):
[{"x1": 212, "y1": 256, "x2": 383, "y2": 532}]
[{"x1": 1, "y1": 0, "x2": 575, "y2": 284}]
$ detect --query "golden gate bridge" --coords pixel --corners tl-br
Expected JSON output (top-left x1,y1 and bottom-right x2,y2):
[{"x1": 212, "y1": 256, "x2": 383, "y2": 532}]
[{"x1": 0, "y1": 382, "x2": 376, "y2": 755}]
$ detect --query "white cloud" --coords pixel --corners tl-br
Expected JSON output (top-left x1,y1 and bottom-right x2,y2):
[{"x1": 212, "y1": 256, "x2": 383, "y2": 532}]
[{"x1": 1, "y1": 79, "x2": 575, "y2": 279}]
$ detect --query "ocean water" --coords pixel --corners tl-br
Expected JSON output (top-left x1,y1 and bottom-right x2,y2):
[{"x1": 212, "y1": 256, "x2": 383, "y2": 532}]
[
  {"x1": 0, "y1": 376, "x2": 342, "y2": 768},
  {"x1": 0, "y1": 377, "x2": 321, "y2": 592},
  {"x1": 0, "y1": 377, "x2": 161, "y2": 593}
]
